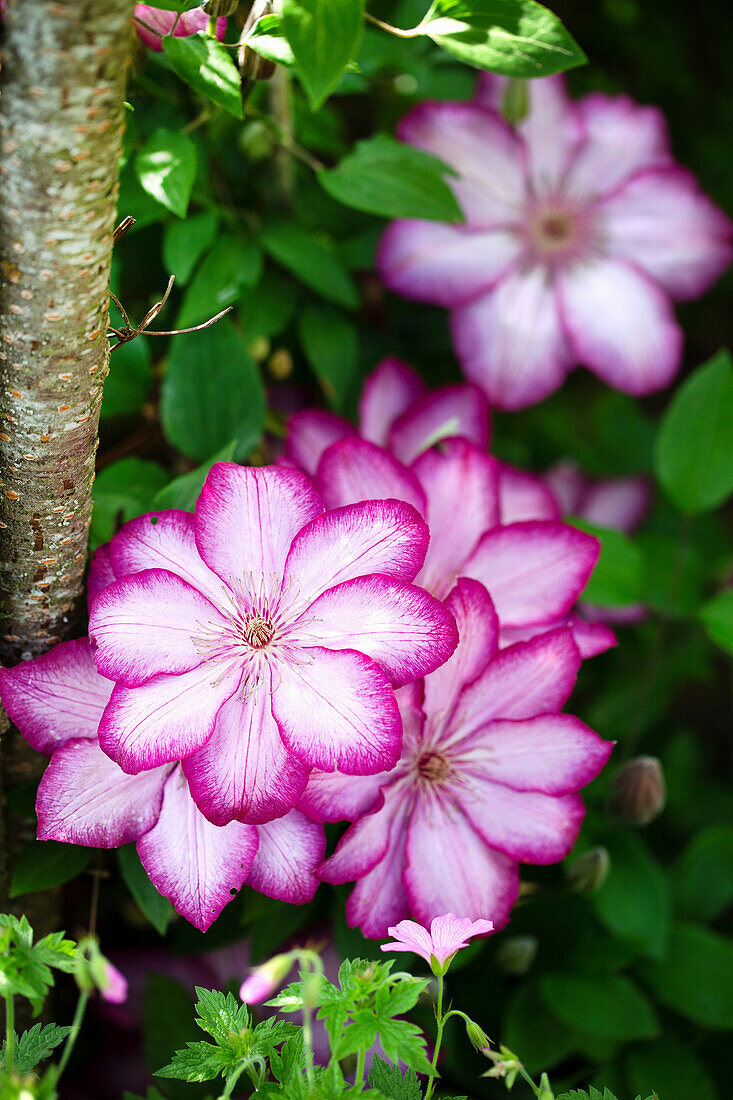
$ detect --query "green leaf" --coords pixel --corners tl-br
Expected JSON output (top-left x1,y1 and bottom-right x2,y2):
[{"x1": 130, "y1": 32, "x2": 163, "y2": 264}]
[
  {"x1": 91, "y1": 457, "x2": 170, "y2": 548},
  {"x1": 239, "y1": 267, "x2": 298, "y2": 341},
  {"x1": 654, "y1": 349, "x2": 733, "y2": 513},
  {"x1": 572, "y1": 521, "x2": 643, "y2": 609},
  {"x1": 298, "y1": 303, "x2": 359, "y2": 413},
  {"x1": 319, "y1": 134, "x2": 463, "y2": 222},
  {"x1": 135, "y1": 129, "x2": 197, "y2": 219},
  {"x1": 503, "y1": 981, "x2": 577, "y2": 1076},
  {"x1": 556, "y1": 1091, "x2": 621, "y2": 1100},
  {"x1": 160, "y1": 320, "x2": 265, "y2": 461},
  {"x1": 118, "y1": 845, "x2": 175, "y2": 936},
  {"x1": 1, "y1": 1023, "x2": 72, "y2": 1074},
  {"x1": 163, "y1": 211, "x2": 219, "y2": 284},
  {"x1": 368, "y1": 1057, "x2": 422, "y2": 1100},
  {"x1": 640, "y1": 922, "x2": 733, "y2": 1029},
  {"x1": 176, "y1": 237, "x2": 263, "y2": 328},
  {"x1": 261, "y1": 222, "x2": 359, "y2": 309},
  {"x1": 539, "y1": 974, "x2": 659, "y2": 1041},
  {"x1": 376, "y1": 1017, "x2": 433, "y2": 1076},
  {"x1": 244, "y1": 13, "x2": 296, "y2": 67},
  {"x1": 673, "y1": 824, "x2": 733, "y2": 922},
  {"x1": 152, "y1": 442, "x2": 237, "y2": 513},
  {"x1": 193, "y1": 988, "x2": 250, "y2": 1044},
  {"x1": 10, "y1": 840, "x2": 91, "y2": 899},
  {"x1": 625, "y1": 1037, "x2": 719, "y2": 1100},
  {"x1": 282, "y1": 0, "x2": 365, "y2": 108},
  {"x1": 103, "y1": 336, "x2": 153, "y2": 420},
  {"x1": 413, "y1": 0, "x2": 586, "y2": 77},
  {"x1": 163, "y1": 33, "x2": 243, "y2": 118},
  {"x1": 156, "y1": 1040, "x2": 229, "y2": 1082},
  {"x1": 141, "y1": 0, "x2": 200, "y2": 10},
  {"x1": 592, "y1": 829, "x2": 671, "y2": 958},
  {"x1": 699, "y1": 589, "x2": 733, "y2": 656}
]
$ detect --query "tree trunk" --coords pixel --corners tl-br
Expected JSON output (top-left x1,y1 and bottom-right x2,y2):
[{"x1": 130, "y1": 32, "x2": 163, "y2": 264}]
[{"x1": 0, "y1": 0, "x2": 136, "y2": 915}]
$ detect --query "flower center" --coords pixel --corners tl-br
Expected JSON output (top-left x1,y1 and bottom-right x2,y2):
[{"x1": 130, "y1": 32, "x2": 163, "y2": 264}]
[
  {"x1": 418, "y1": 751, "x2": 452, "y2": 784},
  {"x1": 524, "y1": 195, "x2": 600, "y2": 266},
  {"x1": 243, "y1": 613, "x2": 275, "y2": 648},
  {"x1": 530, "y1": 208, "x2": 576, "y2": 253}
]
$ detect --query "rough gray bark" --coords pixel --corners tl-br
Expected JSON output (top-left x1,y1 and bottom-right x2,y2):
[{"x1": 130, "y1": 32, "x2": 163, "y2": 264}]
[{"x1": 0, "y1": 0, "x2": 136, "y2": 913}]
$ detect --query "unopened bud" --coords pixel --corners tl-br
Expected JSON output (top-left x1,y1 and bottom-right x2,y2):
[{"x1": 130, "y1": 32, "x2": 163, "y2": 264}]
[
  {"x1": 538, "y1": 1072, "x2": 555, "y2": 1099},
  {"x1": 464, "y1": 1018, "x2": 492, "y2": 1057},
  {"x1": 494, "y1": 935, "x2": 538, "y2": 977},
  {"x1": 202, "y1": 0, "x2": 239, "y2": 16},
  {"x1": 240, "y1": 952, "x2": 293, "y2": 1004},
  {"x1": 566, "y1": 847, "x2": 610, "y2": 894},
  {"x1": 269, "y1": 347, "x2": 293, "y2": 380},
  {"x1": 609, "y1": 756, "x2": 666, "y2": 826},
  {"x1": 238, "y1": 0, "x2": 277, "y2": 83},
  {"x1": 501, "y1": 78, "x2": 528, "y2": 124},
  {"x1": 75, "y1": 939, "x2": 128, "y2": 1003}
]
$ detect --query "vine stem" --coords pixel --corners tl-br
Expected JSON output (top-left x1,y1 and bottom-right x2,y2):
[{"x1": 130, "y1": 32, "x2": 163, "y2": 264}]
[
  {"x1": 364, "y1": 11, "x2": 419, "y2": 37},
  {"x1": 354, "y1": 1047, "x2": 366, "y2": 1089},
  {"x1": 424, "y1": 971, "x2": 445, "y2": 1100},
  {"x1": 4, "y1": 993, "x2": 14, "y2": 1075},
  {"x1": 56, "y1": 992, "x2": 89, "y2": 1078}
]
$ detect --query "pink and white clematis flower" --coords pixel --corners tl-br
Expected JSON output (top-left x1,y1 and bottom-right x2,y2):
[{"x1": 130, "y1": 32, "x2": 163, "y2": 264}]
[
  {"x1": 381, "y1": 914, "x2": 493, "y2": 974},
  {"x1": 0, "y1": 639, "x2": 326, "y2": 931},
  {"x1": 84, "y1": 462, "x2": 457, "y2": 827},
  {"x1": 545, "y1": 460, "x2": 651, "y2": 536},
  {"x1": 301, "y1": 579, "x2": 613, "y2": 937},
  {"x1": 133, "y1": 4, "x2": 226, "y2": 51},
  {"x1": 377, "y1": 75, "x2": 732, "y2": 409}
]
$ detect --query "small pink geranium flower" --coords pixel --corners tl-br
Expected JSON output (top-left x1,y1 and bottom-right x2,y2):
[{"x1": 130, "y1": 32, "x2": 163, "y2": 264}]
[
  {"x1": 0, "y1": 638, "x2": 326, "y2": 932},
  {"x1": 84, "y1": 462, "x2": 457, "y2": 826},
  {"x1": 381, "y1": 914, "x2": 493, "y2": 975},
  {"x1": 377, "y1": 75, "x2": 732, "y2": 409},
  {"x1": 301, "y1": 578, "x2": 613, "y2": 937},
  {"x1": 133, "y1": 4, "x2": 226, "y2": 51}
]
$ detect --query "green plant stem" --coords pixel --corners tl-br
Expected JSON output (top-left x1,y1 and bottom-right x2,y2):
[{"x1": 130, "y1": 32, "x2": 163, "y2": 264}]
[
  {"x1": 424, "y1": 972, "x2": 445, "y2": 1100},
  {"x1": 56, "y1": 991, "x2": 89, "y2": 1078},
  {"x1": 221, "y1": 1060, "x2": 248, "y2": 1099},
  {"x1": 363, "y1": 11, "x2": 418, "y2": 37},
  {"x1": 354, "y1": 1047, "x2": 366, "y2": 1089},
  {"x1": 4, "y1": 993, "x2": 14, "y2": 1075}
]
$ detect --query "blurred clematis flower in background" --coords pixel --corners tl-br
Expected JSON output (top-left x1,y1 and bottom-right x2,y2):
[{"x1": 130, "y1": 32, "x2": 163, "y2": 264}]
[
  {"x1": 133, "y1": 4, "x2": 226, "y2": 50},
  {"x1": 378, "y1": 74, "x2": 732, "y2": 409}
]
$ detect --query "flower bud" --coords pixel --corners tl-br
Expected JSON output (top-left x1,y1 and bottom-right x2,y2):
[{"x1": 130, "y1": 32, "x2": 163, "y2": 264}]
[
  {"x1": 464, "y1": 1018, "x2": 492, "y2": 1057},
  {"x1": 609, "y1": 756, "x2": 666, "y2": 826},
  {"x1": 75, "y1": 940, "x2": 128, "y2": 1003},
  {"x1": 566, "y1": 846, "x2": 610, "y2": 894},
  {"x1": 238, "y1": 0, "x2": 277, "y2": 83},
  {"x1": 493, "y1": 935, "x2": 538, "y2": 977},
  {"x1": 239, "y1": 952, "x2": 293, "y2": 1004},
  {"x1": 202, "y1": 0, "x2": 239, "y2": 16}
]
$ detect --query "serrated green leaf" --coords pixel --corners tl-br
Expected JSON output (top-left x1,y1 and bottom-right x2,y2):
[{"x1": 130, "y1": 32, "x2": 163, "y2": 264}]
[
  {"x1": 282, "y1": 0, "x2": 365, "y2": 108},
  {"x1": 1, "y1": 1023, "x2": 72, "y2": 1075},
  {"x1": 10, "y1": 840, "x2": 91, "y2": 898},
  {"x1": 118, "y1": 845, "x2": 175, "y2": 936},
  {"x1": 261, "y1": 222, "x2": 359, "y2": 308},
  {"x1": 163, "y1": 33, "x2": 243, "y2": 118},
  {"x1": 135, "y1": 129, "x2": 197, "y2": 219},
  {"x1": 156, "y1": 1039, "x2": 230, "y2": 1082},
  {"x1": 368, "y1": 1056, "x2": 422, "y2": 1100},
  {"x1": 194, "y1": 987, "x2": 250, "y2": 1044},
  {"x1": 377, "y1": 1017, "x2": 433, "y2": 1076}
]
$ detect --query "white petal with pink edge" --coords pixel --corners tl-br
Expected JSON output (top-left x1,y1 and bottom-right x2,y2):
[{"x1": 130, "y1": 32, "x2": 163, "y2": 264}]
[
  {"x1": 413, "y1": 440, "x2": 500, "y2": 599},
  {"x1": 464, "y1": 520, "x2": 599, "y2": 628},
  {"x1": 404, "y1": 794, "x2": 518, "y2": 931},
  {"x1": 0, "y1": 638, "x2": 111, "y2": 755},
  {"x1": 87, "y1": 544, "x2": 117, "y2": 603},
  {"x1": 449, "y1": 628, "x2": 581, "y2": 742},
  {"x1": 358, "y1": 358, "x2": 425, "y2": 445},
  {"x1": 318, "y1": 787, "x2": 400, "y2": 882},
  {"x1": 284, "y1": 410, "x2": 354, "y2": 476},
  {"x1": 499, "y1": 616, "x2": 617, "y2": 660},
  {"x1": 377, "y1": 220, "x2": 521, "y2": 308},
  {"x1": 194, "y1": 463, "x2": 323, "y2": 596},
  {"x1": 296, "y1": 575, "x2": 458, "y2": 687},
  {"x1": 283, "y1": 499, "x2": 429, "y2": 607},
  {"x1": 457, "y1": 782, "x2": 585, "y2": 863},
  {"x1": 98, "y1": 660, "x2": 242, "y2": 773},
  {"x1": 498, "y1": 462, "x2": 560, "y2": 524},
  {"x1": 90, "y1": 569, "x2": 228, "y2": 687},
  {"x1": 183, "y1": 665, "x2": 308, "y2": 825},
  {"x1": 344, "y1": 794, "x2": 412, "y2": 939},
  {"x1": 137, "y1": 768, "x2": 259, "y2": 932},
  {"x1": 36, "y1": 738, "x2": 170, "y2": 848},
  {"x1": 457, "y1": 713, "x2": 613, "y2": 794},
  {"x1": 452, "y1": 268, "x2": 572, "y2": 411},
  {"x1": 298, "y1": 768, "x2": 387, "y2": 823},
  {"x1": 249, "y1": 810, "x2": 326, "y2": 904},
  {"x1": 579, "y1": 477, "x2": 651, "y2": 534},
  {"x1": 315, "y1": 437, "x2": 426, "y2": 513},
  {"x1": 558, "y1": 259, "x2": 683, "y2": 395},
  {"x1": 389, "y1": 384, "x2": 490, "y2": 465},
  {"x1": 272, "y1": 646, "x2": 402, "y2": 774}
]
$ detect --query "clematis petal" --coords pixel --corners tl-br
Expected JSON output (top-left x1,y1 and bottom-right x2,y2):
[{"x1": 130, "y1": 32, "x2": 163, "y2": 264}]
[
  {"x1": 36, "y1": 738, "x2": 170, "y2": 847},
  {"x1": 194, "y1": 463, "x2": 323, "y2": 596},
  {"x1": 89, "y1": 569, "x2": 228, "y2": 687},
  {"x1": 316, "y1": 436, "x2": 426, "y2": 513},
  {"x1": 457, "y1": 782, "x2": 586, "y2": 863},
  {"x1": 498, "y1": 462, "x2": 560, "y2": 524},
  {"x1": 284, "y1": 409, "x2": 354, "y2": 476},
  {"x1": 109, "y1": 509, "x2": 225, "y2": 607},
  {"x1": 343, "y1": 794, "x2": 412, "y2": 938},
  {"x1": 544, "y1": 460, "x2": 585, "y2": 515},
  {"x1": 558, "y1": 258, "x2": 683, "y2": 395},
  {"x1": 601, "y1": 167, "x2": 732, "y2": 301},
  {"x1": 87, "y1": 544, "x2": 117, "y2": 603},
  {"x1": 318, "y1": 786, "x2": 402, "y2": 882},
  {"x1": 272, "y1": 647, "x2": 402, "y2": 774},
  {"x1": 397, "y1": 101, "x2": 527, "y2": 224},
  {"x1": 459, "y1": 714, "x2": 613, "y2": 794},
  {"x1": 388, "y1": 384, "x2": 491, "y2": 465},
  {"x1": 298, "y1": 768, "x2": 387, "y2": 823},
  {"x1": 579, "y1": 477, "x2": 651, "y2": 534},
  {"x1": 499, "y1": 616, "x2": 617, "y2": 660},
  {"x1": 98, "y1": 661, "x2": 241, "y2": 773},
  {"x1": 413, "y1": 439, "x2": 500, "y2": 599},
  {"x1": 283, "y1": 499, "x2": 429, "y2": 606},
  {"x1": 377, "y1": 220, "x2": 521, "y2": 308},
  {"x1": 450, "y1": 628, "x2": 581, "y2": 741},
  {"x1": 0, "y1": 638, "x2": 111, "y2": 755},
  {"x1": 404, "y1": 795, "x2": 519, "y2": 930},
  {"x1": 423, "y1": 579, "x2": 499, "y2": 731},
  {"x1": 464, "y1": 521, "x2": 599, "y2": 628},
  {"x1": 249, "y1": 810, "x2": 326, "y2": 904},
  {"x1": 297, "y1": 575, "x2": 458, "y2": 686},
  {"x1": 452, "y1": 268, "x2": 572, "y2": 411},
  {"x1": 137, "y1": 768, "x2": 259, "y2": 932},
  {"x1": 183, "y1": 666, "x2": 308, "y2": 825},
  {"x1": 358, "y1": 358, "x2": 425, "y2": 445},
  {"x1": 564, "y1": 92, "x2": 671, "y2": 200}
]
